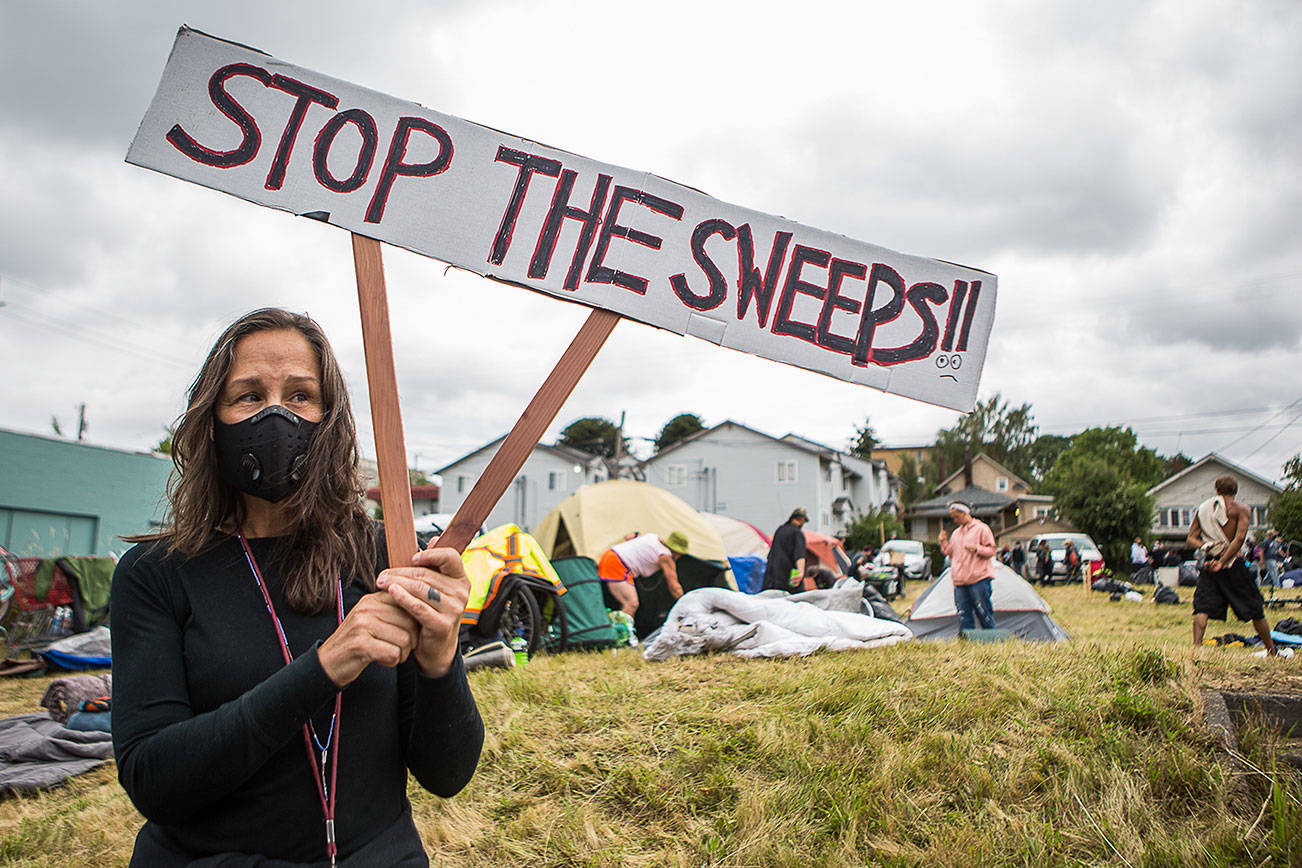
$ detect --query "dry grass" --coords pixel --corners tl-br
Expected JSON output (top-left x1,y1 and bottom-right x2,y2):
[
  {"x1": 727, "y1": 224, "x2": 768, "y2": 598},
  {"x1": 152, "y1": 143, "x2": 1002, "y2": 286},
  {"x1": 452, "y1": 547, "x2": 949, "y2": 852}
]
[{"x1": 3, "y1": 582, "x2": 1302, "y2": 866}]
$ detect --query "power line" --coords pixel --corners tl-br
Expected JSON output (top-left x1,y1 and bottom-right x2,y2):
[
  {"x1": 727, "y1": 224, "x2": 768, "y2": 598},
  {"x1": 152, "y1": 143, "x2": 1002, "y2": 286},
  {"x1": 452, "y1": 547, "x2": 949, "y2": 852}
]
[
  {"x1": 0, "y1": 272, "x2": 195, "y2": 369},
  {"x1": 1, "y1": 303, "x2": 192, "y2": 370},
  {"x1": 1237, "y1": 407, "x2": 1302, "y2": 462},
  {"x1": 1043, "y1": 404, "x2": 1279, "y2": 431},
  {"x1": 1217, "y1": 396, "x2": 1302, "y2": 453}
]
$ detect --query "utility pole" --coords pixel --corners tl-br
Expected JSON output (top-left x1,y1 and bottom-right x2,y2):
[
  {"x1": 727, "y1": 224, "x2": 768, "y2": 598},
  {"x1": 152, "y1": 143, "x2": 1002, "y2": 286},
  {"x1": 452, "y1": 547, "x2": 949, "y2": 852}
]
[
  {"x1": 77, "y1": 403, "x2": 87, "y2": 441},
  {"x1": 612, "y1": 411, "x2": 625, "y2": 479}
]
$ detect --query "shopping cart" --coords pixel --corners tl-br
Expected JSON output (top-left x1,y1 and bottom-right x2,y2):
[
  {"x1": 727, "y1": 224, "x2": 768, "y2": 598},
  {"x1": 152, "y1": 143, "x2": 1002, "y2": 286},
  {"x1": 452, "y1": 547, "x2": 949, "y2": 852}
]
[{"x1": 0, "y1": 544, "x2": 76, "y2": 652}]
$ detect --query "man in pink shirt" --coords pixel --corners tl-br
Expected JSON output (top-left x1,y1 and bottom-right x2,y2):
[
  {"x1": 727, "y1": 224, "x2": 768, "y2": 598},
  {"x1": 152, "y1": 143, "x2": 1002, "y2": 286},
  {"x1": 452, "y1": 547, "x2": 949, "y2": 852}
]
[{"x1": 938, "y1": 500, "x2": 997, "y2": 631}]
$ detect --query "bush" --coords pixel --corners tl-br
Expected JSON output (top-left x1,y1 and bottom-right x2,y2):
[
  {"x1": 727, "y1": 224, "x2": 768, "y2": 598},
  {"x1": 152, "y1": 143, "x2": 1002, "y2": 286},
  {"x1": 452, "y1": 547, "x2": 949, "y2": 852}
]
[{"x1": 844, "y1": 510, "x2": 905, "y2": 552}]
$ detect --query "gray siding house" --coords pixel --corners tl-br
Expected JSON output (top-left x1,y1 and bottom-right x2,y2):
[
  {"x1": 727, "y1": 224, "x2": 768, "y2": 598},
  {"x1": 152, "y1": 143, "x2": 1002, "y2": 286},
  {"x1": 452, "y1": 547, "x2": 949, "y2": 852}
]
[
  {"x1": 1, "y1": 428, "x2": 172, "y2": 557},
  {"x1": 435, "y1": 437, "x2": 607, "y2": 533},
  {"x1": 640, "y1": 421, "x2": 897, "y2": 537},
  {"x1": 1147, "y1": 453, "x2": 1280, "y2": 544}
]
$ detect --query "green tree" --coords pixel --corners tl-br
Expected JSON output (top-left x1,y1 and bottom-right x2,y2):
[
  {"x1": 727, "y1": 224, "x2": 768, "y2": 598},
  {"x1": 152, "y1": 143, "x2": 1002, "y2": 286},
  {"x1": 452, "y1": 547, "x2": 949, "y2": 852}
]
[
  {"x1": 654, "y1": 413, "x2": 705, "y2": 452},
  {"x1": 1272, "y1": 491, "x2": 1302, "y2": 541},
  {"x1": 932, "y1": 394, "x2": 1038, "y2": 481},
  {"x1": 896, "y1": 454, "x2": 937, "y2": 510},
  {"x1": 1024, "y1": 434, "x2": 1071, "y2": 483},
  {"x1": 1269, "y1": 453, "x2": 1302, "y2": 541},
  {"x1": 1161, "y1": 452, "x2": 1194, "y2": 478},
  {"x1": 558, "y1": 417, "x2": 626, "y2": 458},
  {"x1": 849, "y1": 416, "x2": 879, "y2": 460},
  {"x1": 1048, "y1": 427, "x2": 1165, "y2": 490},
  {"x1": 843, "y1": 509, "x2": 905, "y2": 552},
  {"x1": 153, "y1": 424, "x2": 177, "y2": 456},
  {"x1": 1042, "y1": 426, "x2": 1161, "y2": 568},
  {"x1": 1282, "y1": 453, "x2": 1302, "y2": 489}
]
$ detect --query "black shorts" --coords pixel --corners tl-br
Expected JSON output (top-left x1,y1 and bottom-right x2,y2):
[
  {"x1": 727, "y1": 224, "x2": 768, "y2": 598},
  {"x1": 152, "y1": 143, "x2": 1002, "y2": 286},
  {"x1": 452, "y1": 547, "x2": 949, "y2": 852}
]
[{"x1": 1192, "y1": 558, "x2": 1265, "y2": 622}]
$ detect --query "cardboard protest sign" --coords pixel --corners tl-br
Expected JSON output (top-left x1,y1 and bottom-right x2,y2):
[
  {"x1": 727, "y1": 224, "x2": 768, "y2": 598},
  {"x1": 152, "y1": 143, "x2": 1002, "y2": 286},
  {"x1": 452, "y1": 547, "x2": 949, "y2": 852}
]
[{"x1": 129, "y1": 28, "x2": 996, "y2": 411}]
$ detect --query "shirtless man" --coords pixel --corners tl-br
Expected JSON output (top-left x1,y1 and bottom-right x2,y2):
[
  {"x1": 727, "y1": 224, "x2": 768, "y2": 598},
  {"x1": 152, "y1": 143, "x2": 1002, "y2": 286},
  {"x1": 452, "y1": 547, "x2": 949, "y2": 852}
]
[{"x1": 1188, "y1": 474, "x2": 1278, "y2": 654}]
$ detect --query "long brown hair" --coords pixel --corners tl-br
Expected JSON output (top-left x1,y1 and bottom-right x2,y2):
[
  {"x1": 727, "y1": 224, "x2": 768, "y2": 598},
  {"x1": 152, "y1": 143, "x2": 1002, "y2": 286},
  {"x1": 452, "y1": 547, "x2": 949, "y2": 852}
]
[{"x1": 133, "y1": 308, "x2": 376, "y2": 613}]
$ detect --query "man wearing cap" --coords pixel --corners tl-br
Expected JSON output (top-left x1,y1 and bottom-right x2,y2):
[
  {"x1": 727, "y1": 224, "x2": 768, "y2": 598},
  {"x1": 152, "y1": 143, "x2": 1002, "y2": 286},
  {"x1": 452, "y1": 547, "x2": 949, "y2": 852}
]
[
  {"x1": 597, "y1": 531, "x2": 689, "y2": 616},
  {"x1": 938, "y1": 500, "x2": 997, "y2": 631},
  {"x1": 763, "y1": 508, "x2": 809, "y2": 593},
  {"x1": 1263, "y1": 529, "x2": 1286, "y2": 589}
]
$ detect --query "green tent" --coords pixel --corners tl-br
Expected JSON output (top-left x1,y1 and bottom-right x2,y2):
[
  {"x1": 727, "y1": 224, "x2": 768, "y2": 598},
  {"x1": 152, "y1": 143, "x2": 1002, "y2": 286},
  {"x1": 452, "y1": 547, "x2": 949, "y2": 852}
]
[{"x1": 534, "y1": 480, "x2": 736, "y2": 638}]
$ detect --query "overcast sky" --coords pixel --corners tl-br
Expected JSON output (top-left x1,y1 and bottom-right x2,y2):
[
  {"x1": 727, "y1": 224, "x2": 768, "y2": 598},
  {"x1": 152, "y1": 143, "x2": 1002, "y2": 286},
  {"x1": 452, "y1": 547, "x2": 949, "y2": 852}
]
[{"x1": 3, "y1": 1, "x2": 1300, "y2": 486}]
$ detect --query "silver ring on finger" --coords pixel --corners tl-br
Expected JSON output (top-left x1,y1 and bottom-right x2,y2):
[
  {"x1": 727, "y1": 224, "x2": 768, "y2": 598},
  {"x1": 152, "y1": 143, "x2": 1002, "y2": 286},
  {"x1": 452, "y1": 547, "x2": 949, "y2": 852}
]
[{"x1": 426, "y1": 585, "x2": 442, "y2": 604}]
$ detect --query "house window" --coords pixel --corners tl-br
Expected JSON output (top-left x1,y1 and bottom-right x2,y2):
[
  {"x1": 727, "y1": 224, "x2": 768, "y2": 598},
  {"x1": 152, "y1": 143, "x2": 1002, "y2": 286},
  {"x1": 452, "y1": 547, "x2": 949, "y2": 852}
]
[
  {"x1": 777, "y1": 460, "x2": 797, "y2": 483},
  {"x1": 996, "y1": 477, "x2": 1008, "y2": 492},
  {"x1": 1035, "y1": 507, "x2": 1050, "y2": 519},
  {"x1": 457, "y1": 475, "x2": 467, "y2": 493},
  {"x1": 548, "y1": 471, "x2": 564, "y2": 491},
  {"x1": 1253, "y1": 505, "x2": 1269, "y2": 526},
  {"x1": 666, "y1": 465, "x2": 686, "y2": 487}
]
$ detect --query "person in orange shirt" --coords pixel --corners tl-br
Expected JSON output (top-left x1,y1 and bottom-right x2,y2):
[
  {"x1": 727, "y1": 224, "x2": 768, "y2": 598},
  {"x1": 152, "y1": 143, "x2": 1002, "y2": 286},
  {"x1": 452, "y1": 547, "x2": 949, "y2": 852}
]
[{"x1": 938, "y1": 500, "x2": 997, "y2": 631}]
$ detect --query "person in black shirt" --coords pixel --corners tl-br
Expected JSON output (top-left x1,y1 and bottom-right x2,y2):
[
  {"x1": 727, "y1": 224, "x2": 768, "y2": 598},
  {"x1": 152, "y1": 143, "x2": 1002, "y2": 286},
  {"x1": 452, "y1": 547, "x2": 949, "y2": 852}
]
[
  {"x1": 763, "y1": 508, "x2": 809, "y2": 592},
  {"x1": 111, "y1": 308, "x2": 483, "y2": 866}
]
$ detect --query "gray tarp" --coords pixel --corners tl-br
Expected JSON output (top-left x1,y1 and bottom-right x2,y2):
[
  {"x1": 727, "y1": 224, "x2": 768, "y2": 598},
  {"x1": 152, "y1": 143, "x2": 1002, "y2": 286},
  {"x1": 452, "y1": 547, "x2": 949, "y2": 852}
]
[{"x1": 0, "y1": 713, "x2": 113, "y2": 793}]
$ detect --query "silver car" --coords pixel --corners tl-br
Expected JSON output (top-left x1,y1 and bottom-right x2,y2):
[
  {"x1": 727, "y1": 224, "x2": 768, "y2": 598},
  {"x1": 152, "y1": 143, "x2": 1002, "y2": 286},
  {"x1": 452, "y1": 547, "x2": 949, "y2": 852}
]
[
  {"x1": 1023, "y1": 533, "x2": 1102, "y2": 582},
  {"x1": 871, "y1": 540, "x2": 932, "y2": 582}
]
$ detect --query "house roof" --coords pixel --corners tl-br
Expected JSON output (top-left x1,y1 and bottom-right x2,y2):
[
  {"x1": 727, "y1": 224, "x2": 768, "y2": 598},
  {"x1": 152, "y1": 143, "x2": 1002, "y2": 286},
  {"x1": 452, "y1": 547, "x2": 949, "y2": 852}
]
[
  {"x1": 935, "y1": 452, "x2": 1031, "y2": 493},
  {"x1": 435, "y1": 434, "x2": 601, "y2": 475},
  {"x1": 1146, "y1": 452, "x2": 1282, "y2": 497},
  {"x1": 907, "y1": 485, "x2": 1015, "y2": 518},
  {"x1": 780, "y1": 434, "x2": 889, "y2": 477},
  {"x1": 0, "y1": 425, "x2": 171, "y2": 461},
  {"x1": 646, "y1": 420, "x2": 828, "y2": 463}
]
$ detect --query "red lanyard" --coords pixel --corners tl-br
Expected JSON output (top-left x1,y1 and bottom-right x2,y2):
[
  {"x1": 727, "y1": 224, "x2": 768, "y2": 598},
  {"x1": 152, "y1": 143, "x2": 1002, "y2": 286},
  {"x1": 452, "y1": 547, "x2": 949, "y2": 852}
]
[{"x1": 237, "y1": 529, "x2": 343, "y2": 866}]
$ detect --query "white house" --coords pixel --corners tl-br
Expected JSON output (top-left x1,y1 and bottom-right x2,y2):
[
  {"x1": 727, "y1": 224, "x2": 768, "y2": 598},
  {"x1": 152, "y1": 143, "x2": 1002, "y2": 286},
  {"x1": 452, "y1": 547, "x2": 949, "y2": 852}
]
[
  {"x1": 639, "y1": 420, "x2": 897, "y2": 537},
  {"x1": 435, "y1": 436, "x2": 608, "y2": 533},
  {"x1": 1147, "y1": 453, "x2": 1280, "y2": 545}
]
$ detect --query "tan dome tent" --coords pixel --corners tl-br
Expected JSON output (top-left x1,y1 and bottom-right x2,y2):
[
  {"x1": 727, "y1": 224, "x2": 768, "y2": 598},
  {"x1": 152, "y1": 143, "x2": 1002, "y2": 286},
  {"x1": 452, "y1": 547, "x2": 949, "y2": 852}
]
[
  {"x1": 534, "y1": 480, "x2": 735, "y2": 637},
  {"x1": 700, "y1": 513, "x2": 770, "y2": 557},
  {"x1": 904, "y1": 561, "x2": 1070, "y2": 642}
]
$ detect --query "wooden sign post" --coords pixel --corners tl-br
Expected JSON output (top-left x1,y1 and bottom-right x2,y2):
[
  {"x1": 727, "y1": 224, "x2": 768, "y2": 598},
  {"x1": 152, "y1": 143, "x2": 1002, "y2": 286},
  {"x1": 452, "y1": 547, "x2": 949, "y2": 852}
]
[
  {"x1": 352, "y1": 235, "x2": 419, "y2": 567},
  {"x1": 353, "y1": 233, "x2": 618, "y2": 562}
]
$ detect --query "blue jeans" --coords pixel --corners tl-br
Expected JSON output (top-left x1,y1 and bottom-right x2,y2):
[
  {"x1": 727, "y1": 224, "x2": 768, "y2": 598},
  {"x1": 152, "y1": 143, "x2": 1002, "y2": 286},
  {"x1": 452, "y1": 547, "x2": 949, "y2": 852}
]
[
  {"x1": 1267, "y1": 559, "x2": 1282, "y2": 588},
  {"x1": 954, "y1": 578, "x2": 996, "y2": 630}
]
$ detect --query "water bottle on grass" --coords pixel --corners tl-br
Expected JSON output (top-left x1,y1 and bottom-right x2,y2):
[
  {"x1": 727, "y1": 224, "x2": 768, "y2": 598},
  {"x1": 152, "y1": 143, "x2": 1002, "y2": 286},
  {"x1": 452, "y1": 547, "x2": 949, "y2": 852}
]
[{"x1": 510, "y1": 635, "x2": 528, "y2": 666}]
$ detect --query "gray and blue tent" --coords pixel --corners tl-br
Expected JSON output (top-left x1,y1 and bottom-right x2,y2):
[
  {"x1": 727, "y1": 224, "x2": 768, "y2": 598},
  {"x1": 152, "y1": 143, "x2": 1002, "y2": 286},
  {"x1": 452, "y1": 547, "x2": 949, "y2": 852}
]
[{"x1": 904, "y1": 562, "x2": 1070, "y2": 641}]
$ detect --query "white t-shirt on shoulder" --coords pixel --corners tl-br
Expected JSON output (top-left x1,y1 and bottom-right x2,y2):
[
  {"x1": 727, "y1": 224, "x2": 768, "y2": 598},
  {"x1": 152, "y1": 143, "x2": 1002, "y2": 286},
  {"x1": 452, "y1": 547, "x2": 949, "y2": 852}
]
[{"x1": 612, "y1": 533, "x2": 670, "y2": 577}]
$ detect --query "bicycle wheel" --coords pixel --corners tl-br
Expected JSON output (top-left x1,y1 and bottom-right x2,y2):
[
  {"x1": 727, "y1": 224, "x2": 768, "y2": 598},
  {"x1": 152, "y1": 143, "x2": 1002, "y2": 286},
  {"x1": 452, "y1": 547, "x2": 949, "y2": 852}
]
[
  {"x1": 542, "y1": 594, "x2": 569, "y2": 654},
  {"x1": 498, "y1": 585, "x2": 543, "y2": 658}
]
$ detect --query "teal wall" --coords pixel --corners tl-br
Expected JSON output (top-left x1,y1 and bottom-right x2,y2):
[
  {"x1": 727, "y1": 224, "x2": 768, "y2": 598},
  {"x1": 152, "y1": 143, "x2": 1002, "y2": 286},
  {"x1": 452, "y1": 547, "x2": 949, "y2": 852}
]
[{"x1": 0, "y1": 429, "x2": 173, "y2": 557}]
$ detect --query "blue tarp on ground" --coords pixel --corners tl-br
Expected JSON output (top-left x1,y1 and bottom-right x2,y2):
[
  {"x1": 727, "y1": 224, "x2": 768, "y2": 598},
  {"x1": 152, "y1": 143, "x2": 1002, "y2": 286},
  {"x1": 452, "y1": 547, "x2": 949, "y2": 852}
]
[{"x1": 728, "y1": 556, "x2": 765, "y2": 594}]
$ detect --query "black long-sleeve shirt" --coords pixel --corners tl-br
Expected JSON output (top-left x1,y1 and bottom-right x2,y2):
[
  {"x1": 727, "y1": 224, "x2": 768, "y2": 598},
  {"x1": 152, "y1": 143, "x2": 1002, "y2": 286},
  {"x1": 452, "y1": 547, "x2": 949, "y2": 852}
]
[{"x1": 110, "y1": 535, "x2": 484, "y2": 864}]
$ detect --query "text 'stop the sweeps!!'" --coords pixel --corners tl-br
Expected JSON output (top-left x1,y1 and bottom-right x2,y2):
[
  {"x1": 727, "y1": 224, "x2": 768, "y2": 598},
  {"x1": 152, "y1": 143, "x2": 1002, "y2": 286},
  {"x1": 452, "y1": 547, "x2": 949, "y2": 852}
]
[{"x1": 129, "y1": 28, "x2": 997, "y2": 411}]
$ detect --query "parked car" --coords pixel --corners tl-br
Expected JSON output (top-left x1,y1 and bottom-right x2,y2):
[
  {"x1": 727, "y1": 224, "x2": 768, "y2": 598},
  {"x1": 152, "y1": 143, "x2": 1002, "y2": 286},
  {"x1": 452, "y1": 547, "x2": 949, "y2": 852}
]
[
  {"x1": 870, "y1": 539, "x2": 932, "y2": 582},
  {"x1": 1022, "y1": 533, "x2": 1103, "y2": 583},
  {"x1": 413, "y1": 512, "x2": 486, "y2": 548}
]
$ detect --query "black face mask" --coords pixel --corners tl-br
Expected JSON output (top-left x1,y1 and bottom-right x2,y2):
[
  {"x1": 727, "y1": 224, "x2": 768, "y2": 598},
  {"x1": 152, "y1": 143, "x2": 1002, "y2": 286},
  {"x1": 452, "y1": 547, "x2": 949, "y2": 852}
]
[{"x1": 213, "y1": 405, "x2": 320, "y2": 503}]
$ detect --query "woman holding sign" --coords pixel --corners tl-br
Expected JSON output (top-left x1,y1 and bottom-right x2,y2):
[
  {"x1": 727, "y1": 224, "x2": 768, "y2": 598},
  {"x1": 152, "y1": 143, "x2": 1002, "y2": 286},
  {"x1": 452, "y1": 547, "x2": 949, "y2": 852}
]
[{"x1": 111, "y1": 308, "x2": 483, "y2": 866}]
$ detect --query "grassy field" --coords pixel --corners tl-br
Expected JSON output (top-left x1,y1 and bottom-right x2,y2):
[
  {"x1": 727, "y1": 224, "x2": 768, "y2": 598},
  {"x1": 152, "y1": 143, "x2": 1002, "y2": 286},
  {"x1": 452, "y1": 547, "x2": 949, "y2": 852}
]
[{"x1": 3, "y1": 581, "x2": 1302, "y2": 866}]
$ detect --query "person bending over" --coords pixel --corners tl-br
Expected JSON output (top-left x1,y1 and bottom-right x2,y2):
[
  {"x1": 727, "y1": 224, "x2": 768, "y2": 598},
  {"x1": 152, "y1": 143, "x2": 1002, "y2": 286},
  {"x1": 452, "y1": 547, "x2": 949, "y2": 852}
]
[{"x1": 596, "y1": 531, "x2": 689, "y2": 615}]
